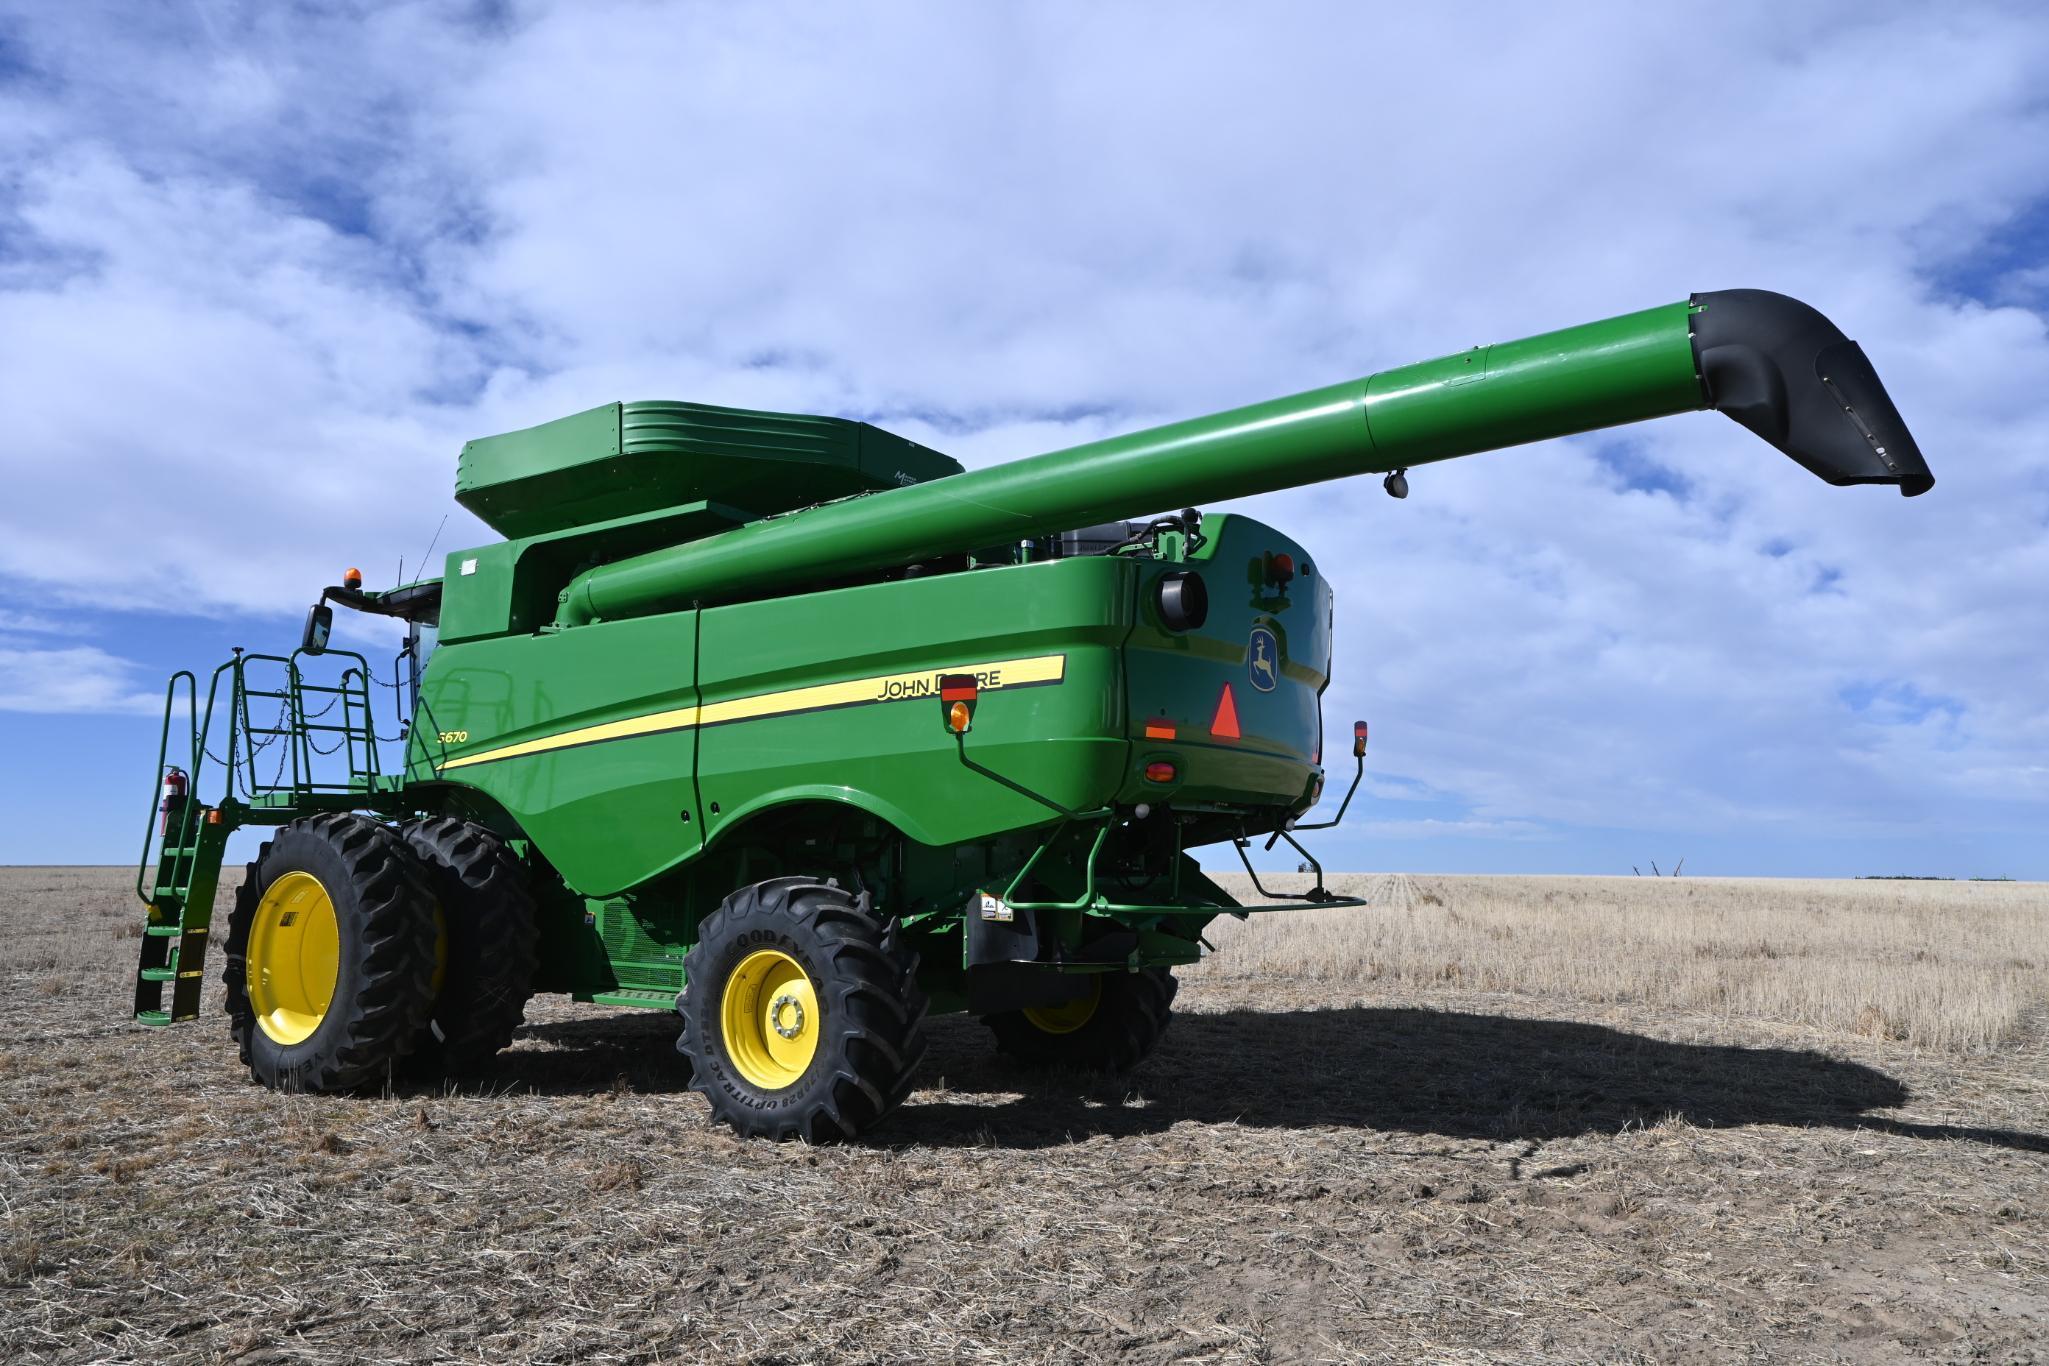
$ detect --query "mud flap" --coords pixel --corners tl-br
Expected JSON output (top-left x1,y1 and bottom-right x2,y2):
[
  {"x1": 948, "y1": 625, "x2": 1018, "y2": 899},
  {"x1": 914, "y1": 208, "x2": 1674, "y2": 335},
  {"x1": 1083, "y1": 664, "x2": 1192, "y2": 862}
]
[{"x1": 964, "y1": 891, "x2": 1139, "y2": 1013}]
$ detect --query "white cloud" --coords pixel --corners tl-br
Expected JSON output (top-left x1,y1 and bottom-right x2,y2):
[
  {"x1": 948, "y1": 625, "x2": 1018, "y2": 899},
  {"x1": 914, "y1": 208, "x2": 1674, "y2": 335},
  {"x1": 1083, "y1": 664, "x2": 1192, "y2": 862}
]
[
  {"x1": 0, "y1": 608, "x2": 78, "y2": 634},
  {"x1": 0, "y1": 3, "x2": 2045, "y2": 865},
  {"x1": 0, "y1": 645, "x2": 161, "y2": 714}
]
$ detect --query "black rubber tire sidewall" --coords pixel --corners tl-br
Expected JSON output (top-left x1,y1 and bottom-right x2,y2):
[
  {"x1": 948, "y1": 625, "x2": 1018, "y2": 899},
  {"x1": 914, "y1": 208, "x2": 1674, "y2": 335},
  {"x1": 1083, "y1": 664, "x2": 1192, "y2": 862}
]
[
  {"x1": 678, "y1": 877, "x2": 927, "y2": 1142},
  {"x1": 399, "y1": 816, "x2": 540, "y2": 1076},
  {"x1": 687, "y1": 903, "x2": 840, "y2": 1128},
  {"x1": 221, "y1": 814, "x2": 437, "y2": 1093}
]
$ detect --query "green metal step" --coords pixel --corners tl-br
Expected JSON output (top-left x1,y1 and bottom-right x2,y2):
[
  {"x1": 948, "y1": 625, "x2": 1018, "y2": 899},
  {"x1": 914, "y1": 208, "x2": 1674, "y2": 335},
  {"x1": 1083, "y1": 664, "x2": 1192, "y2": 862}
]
[
  {"x1": 144, "y1": 925, "x2": 183, "y2": 937},
  {"x1": 136, "y1": 1010, "x2": 172, "y2": 1028},
  {"x1": 138, "y1": 966, "x2": 180, "y2": 982}
]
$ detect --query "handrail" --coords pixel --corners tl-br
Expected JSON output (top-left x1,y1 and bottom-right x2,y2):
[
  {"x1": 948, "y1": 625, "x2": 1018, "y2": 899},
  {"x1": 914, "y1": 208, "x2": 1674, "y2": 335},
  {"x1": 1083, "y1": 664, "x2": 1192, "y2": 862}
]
[
  {"x1": 137, "y1": 651, "x2": 389, "y2": 907},
  {"x1": 135, "y1": 671, "x2": 199, "y2": 904}
]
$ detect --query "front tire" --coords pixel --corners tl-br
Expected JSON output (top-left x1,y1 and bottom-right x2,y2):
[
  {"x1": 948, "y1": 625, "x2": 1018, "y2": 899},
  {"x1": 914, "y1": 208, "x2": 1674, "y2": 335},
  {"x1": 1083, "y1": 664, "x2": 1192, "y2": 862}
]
[
  {"x1": 677, "y1": 877, "x2": 927, "y2": 1142},
  {"x1": 399, "y1": 817, "x2": 540, "y2": 1076},
  {"x1": 983, "y1": 968, "x2": 1177, "y2": 1071},
  {"x1": 222, "y1": 813, "x2": 439, "y2": 1093}
]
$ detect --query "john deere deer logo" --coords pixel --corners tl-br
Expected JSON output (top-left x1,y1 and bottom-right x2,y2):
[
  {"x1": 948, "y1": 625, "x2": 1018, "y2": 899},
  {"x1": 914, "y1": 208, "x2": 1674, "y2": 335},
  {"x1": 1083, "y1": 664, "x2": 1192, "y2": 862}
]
[{"x1": 1248, "y1": 626, "x2": 1279, "y2": 692}]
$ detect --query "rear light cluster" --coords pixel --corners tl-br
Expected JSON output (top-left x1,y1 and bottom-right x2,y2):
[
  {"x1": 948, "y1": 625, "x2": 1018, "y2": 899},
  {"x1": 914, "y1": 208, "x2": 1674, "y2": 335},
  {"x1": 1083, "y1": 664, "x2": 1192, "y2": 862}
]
[
  {"x1": 1145, "y1": 761, "x2": 1178, "y2": 783},
  {"x1": 1261, "y1": 549, "x2": 1312, "y2": 589}
]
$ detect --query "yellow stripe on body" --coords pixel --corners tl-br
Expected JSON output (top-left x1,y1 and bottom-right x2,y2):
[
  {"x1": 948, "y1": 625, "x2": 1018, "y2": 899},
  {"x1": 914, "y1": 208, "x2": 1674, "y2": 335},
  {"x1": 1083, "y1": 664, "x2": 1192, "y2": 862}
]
[
  {"x1": 439, "y1": 653, "x2": 1065, "y2": 772},
  {"x1": 439, "y1": 703, "x2": 701, "y2": 770}
]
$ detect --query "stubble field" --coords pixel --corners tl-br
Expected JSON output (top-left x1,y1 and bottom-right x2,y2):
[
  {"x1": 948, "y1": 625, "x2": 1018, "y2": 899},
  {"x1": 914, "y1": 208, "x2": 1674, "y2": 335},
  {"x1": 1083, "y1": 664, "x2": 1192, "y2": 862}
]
[{"x1": 2, "y1": 866, "x2": 2045, "y2": 1363}]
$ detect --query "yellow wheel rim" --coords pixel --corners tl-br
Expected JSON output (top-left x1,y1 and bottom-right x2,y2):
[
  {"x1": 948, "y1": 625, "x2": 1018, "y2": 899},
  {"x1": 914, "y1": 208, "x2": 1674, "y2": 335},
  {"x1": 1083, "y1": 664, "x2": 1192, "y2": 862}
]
[
  {"x1": 1024, "y1": 976, "x2": 1102, "y2": 1035},
  {"x1": 719, "y1": 948, "x2": 821, "y2": 1091},
  {"x1": 246, "y1": 870, "x2": 341, "y2": 1046}
]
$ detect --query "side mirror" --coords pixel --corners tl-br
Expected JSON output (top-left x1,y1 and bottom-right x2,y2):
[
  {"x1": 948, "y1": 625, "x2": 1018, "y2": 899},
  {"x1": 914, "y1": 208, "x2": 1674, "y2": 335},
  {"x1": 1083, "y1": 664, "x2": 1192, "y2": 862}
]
[{"x1": 302, "y1": 602, "x2": 333, "y2": 655}]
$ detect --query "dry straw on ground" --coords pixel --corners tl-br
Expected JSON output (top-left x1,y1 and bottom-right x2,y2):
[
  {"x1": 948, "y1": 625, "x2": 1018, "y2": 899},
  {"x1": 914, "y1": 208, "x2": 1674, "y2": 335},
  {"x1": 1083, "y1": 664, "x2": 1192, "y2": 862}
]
[
  {"x1": 1197, "y1": 873, "x2": 2049, "y2": 1052},
  {"x1": 2, "y1": 865, "x2": 2045, "y2": 1363}
]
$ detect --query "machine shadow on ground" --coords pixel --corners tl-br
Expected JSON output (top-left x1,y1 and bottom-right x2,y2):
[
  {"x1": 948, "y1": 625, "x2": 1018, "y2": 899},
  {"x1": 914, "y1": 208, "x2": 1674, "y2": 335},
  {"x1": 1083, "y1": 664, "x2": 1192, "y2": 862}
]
[
  {"x1": 486, "y1": 1004, "x2": 2049, "y2": 1154},
  {"x1": 485, "y1": 1011, "x2": 697, "y2": 1095}
]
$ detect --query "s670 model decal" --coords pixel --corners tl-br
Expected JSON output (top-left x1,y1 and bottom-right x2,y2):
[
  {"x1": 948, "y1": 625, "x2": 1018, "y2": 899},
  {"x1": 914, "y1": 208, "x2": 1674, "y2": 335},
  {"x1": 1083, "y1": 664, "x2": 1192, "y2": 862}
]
[{"x1": 438, "y1": 654, "x2": 1067, "y2": 772}]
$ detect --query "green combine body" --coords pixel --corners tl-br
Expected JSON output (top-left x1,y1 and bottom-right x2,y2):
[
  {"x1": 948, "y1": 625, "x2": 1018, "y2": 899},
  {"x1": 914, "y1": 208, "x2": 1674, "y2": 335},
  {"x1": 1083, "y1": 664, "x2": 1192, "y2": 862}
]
[{"x1": 133, "y1": 289, "x2": 1933, "y2": 1140}]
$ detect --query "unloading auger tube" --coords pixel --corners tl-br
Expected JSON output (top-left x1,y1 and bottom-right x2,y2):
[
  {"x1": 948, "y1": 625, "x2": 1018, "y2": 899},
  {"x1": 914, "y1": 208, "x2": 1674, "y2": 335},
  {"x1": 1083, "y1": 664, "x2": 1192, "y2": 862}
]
[{"x1": 556, "y1": 289, "x2": 1932, "y2": 623}]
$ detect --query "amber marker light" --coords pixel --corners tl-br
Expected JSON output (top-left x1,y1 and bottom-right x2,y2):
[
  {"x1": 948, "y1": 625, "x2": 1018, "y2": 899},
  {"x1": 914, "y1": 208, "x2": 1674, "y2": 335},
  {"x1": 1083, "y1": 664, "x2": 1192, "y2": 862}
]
[
  {"x1": 1144, "y1": 718, "x2": 1176, "y2": 740},
  {"x1": 343, "y1": 567, "x2": 363, "y2": 589},
  {"x1": 939, "y1": 673, "x2": 979, "y2": 734}
]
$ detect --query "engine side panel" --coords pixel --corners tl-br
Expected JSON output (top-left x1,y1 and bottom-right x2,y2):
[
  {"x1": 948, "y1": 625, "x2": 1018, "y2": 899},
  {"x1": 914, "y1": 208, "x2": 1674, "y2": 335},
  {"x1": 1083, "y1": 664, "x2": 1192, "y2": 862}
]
[{"x1": 414, "y1": 557, "x2": 1142, "y2": 895}]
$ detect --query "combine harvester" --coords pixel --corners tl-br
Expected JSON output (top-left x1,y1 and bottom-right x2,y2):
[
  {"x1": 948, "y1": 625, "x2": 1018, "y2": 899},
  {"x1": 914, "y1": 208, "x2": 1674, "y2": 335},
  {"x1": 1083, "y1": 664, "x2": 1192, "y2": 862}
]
[{"x1": 132, "y1": 290, "x2": 1931, "y2": 1140}]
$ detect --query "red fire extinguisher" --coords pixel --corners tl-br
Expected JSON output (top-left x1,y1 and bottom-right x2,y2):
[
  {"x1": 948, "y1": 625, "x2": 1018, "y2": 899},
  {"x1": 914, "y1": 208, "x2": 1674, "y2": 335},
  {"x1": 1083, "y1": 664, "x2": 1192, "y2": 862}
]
[{"x1": 159, "y1": 766, "x2": 188, "y2": 839}]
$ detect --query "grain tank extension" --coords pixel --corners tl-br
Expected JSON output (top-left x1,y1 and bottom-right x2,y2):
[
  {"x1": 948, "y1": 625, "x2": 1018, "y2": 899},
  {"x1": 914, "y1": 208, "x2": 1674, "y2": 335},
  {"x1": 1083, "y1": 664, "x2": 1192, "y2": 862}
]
[{"x1": 131, "y1": 289, "x2": 1931, "y2": 1140}]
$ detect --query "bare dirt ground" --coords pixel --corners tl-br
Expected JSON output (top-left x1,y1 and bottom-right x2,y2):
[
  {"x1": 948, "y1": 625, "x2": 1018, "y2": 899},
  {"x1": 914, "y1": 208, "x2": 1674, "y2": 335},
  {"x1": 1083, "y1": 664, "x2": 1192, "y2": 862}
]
[{"x1": 2, "y1": 867, "x2": 2046, "y2": 1364}]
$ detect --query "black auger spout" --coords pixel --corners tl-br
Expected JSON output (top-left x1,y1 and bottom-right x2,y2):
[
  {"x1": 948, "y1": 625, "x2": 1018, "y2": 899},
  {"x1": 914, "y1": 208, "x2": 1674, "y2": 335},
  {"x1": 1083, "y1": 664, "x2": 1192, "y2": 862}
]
[{"x1": 1691, "y1": 289, "x2": 1933, "y2": 497}]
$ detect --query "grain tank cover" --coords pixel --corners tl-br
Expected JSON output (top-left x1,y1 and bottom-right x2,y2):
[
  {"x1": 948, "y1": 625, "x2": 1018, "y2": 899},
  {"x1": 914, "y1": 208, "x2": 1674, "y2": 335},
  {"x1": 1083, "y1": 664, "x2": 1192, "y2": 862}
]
[{"x1": 455, "y1": 400, "x2": 962, "y2": 538}]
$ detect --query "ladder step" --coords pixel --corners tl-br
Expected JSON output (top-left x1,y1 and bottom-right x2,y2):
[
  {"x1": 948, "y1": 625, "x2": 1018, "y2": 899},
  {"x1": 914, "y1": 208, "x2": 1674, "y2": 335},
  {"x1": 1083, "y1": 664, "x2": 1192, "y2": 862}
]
[
  {"x1": 139, "y1": 967, "x2": 179, "y2": 982},
  {"x1": 136, "y1": 1010, "x2": 172, "y2": 1027},
  {"x1": 144, "y1": 925, "x2": 183, "y2": 937}
]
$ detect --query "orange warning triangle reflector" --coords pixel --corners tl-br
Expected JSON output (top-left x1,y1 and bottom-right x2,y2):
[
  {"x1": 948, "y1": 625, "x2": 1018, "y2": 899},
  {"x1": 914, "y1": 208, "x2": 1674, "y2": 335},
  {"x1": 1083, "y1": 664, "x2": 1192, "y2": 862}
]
[{"x1": 1210, "y1": 682, "x2": 1241, "y2": 740}]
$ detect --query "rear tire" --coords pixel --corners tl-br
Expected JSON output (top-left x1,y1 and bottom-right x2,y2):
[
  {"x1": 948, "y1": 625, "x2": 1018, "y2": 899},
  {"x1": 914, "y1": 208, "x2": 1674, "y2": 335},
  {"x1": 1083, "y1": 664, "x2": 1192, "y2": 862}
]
[
  {"x1": 983, "y1": 968, "x2": 1177, "y2": 1071},
  {"x1": 221, "y1": 813, "x2": 439, "y2": 1093},
  {"x1": 677, "y1": 877, "x2": 927, "y2": 1142},
  {"x1": 399, "y1": 817, "x2": 540, "y2": 1076}
]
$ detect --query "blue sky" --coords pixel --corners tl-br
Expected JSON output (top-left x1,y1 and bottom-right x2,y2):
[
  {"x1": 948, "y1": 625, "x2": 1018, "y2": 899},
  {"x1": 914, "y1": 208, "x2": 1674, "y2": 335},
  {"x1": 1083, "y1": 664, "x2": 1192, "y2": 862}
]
[{"x1": 1, "y1": 2, "x2": 2045, "y2": 877}]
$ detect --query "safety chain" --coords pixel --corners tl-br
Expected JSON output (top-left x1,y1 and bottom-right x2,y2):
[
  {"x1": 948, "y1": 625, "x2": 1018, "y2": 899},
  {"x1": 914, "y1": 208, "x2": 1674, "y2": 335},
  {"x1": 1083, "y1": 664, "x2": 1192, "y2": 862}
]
[{"x1": 193, "y1": 658, "x2": 418, "y2": 797}]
